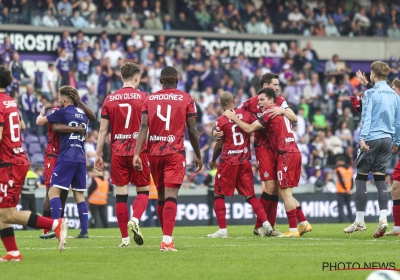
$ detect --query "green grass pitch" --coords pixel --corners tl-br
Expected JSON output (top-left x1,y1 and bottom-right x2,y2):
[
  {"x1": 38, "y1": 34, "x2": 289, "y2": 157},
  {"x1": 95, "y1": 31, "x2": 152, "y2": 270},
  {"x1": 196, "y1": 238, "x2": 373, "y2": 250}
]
[{"x1": 2, "y1": 224, "x2": 400, "y2": 280}]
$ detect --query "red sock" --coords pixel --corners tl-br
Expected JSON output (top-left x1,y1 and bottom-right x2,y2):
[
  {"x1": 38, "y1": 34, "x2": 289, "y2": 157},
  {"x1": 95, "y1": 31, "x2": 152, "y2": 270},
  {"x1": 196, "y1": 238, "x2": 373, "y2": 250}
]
[
  {"x1": 116, "y1": 202, "x2": 129, "y2": 238},
  {"x1": 35, "y1": 216, "x2": 54, "y2": 229},
  {"x1": 157, "y1": 201, "x2": 165, "y2": 229},
  {"x1": 132, "y1": 192, "x2": 149, "y2": 220},
  {"x1": 255, "y1": 193, "x2": 270, "y2": 228},
  {"x1": 214, "y1": 197, "x2": 227, "y2": 229},
  {"x1": 268, "y1": 197, "x2": 279, "y2": 227},
  {"x1": 296, "y1": 206, "x2": 307, "y2": 223},
  {"x1": 248, "y1": 196, "x2": 268, "y2": 224},
  {"x1": 163, "y1": 198, "x2": 177, "y2": 236},
  {"x1": 0, "y1": 228, "x2": 18, "y2": 252},
  {"x1": 393, "y1": 205, "x2": 400, "y2": 226},
  {"x1": 286, "y1": 209, "x2": 297, "y2": 229}
]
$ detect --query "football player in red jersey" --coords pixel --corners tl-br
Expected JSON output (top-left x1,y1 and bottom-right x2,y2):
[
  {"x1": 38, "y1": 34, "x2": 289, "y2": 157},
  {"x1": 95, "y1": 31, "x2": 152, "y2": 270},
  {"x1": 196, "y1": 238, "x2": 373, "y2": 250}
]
[
  {"x1": 95, "y1": 62, "x2": 151, "y2": 247},
  {"x1": 133, "y1": 66, "x2": 203, "y2": 251},
  {"x1": 38, "y1": 89, "x2": 96, "y2": 239},
  {"x1": 216, "y1": 73, "x2": 298, "y2": 236},
  {"x1": 224, "y1": 88, "x2": 312, "y2": 237},
  {"x1": 207, "y1": 91, "x2": 273, "y2": 238},
  {"x1": 0, "y1": 66, "x2": 68, "y2": 260}
]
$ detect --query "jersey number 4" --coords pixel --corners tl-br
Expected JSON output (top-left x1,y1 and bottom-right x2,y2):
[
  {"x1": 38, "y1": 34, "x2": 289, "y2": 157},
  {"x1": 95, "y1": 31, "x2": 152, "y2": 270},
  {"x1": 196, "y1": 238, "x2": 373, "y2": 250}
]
[{"x1": 157, "y1": 104, "x2": 171, "y2": 131}]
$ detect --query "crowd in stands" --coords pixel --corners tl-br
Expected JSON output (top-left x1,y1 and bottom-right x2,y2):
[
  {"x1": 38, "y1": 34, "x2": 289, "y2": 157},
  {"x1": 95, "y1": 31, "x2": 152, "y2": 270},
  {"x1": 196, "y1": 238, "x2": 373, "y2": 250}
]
[
  {"x1": 0, "y1": 0, "x2": 400, "y2": 38},
  {"x1": 2, "y1": 0, "x2": 400, "y2": 191}
]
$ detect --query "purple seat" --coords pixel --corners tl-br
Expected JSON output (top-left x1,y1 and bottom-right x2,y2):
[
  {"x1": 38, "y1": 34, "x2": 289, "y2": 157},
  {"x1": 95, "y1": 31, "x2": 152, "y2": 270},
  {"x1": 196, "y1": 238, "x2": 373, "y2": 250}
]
[
  {"x1": 39, "y1": 135, "x2": 48, "y2": 145},
  {"x1": 28, "y1": 143, "x2": 42, "y2": 154},
  {"x1": 24, "y1": 134, "x2": 39, "y2": 143},
  {"x1": 30, "y1": 153, "x2": 44, "y2": 164}
]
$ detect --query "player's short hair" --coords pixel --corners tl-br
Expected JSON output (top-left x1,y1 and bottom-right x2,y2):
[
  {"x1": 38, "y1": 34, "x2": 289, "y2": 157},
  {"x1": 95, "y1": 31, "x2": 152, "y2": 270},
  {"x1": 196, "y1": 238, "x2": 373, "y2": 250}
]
[
  {"x1": 260, "y1": 72, "x2": 279, "y2": 87},
  {"x1": 392, "y1": 77, "x2": 400, "y2": 89},
  {"x1": 220, "y1": 91, "x2": 234, "y2": 107},
  {"x1": 0, "y1": 66, "x2": 12, "y2": 89},
  {"x1": 58, "y1": 85, "x2": 77, "y2": 103},
  {"x1": 371, "y1": 61, "x2": 390, "y2": 80},
  {"x1": 120, "y1": 62, "x2": 140, "y2": 81},
  {"x1": 257, "y1": 88, "x2": 276, "y2": 103},
  {"x1": 160, "y1": 66, "x2": 178, "y2": 85}
]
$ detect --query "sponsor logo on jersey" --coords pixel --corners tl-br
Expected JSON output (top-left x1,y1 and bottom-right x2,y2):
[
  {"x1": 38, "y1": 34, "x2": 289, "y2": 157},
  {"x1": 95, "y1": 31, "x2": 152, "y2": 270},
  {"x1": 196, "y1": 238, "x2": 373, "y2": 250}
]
[
  {"x1": 264, "y1": 172, "x2": 269, "y2": 178},
  {"x1": 12, "y1": 147, "x2": 24, "y2": 154},
  {"x1": 109, "y1": 93, "x2": 142, "y2": 102},
  {"x1": 284, "y1": 167, "x2": 288, "y2": 172},
  {"x1": 148, "y1": 94, "x2": 184, "y2": 101},
  {"x1": 3, "y1": 100, "x2": 17, "y2": 108},
  {"x1": 149, "y1": 135, "x2": 176, "y2": 143},
  {"x1": 75, "y1": 113, "x2": 84, "y2": 119},
  {"x1": 132, "y1": 132, "x2": 138, "y2": 139},
  {"x1": 227, "y1": 148, "x2": 247, "y2": 155},
  {"x1": 114, "y1": 134, "x2": 132, "y2": 140},
  {"x1": 285, "y1": 137, "x2": 295, "y2": 143}
]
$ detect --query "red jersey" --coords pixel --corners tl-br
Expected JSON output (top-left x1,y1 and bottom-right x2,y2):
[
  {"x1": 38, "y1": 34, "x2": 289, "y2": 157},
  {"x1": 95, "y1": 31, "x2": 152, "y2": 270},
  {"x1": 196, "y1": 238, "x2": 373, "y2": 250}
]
[
  {"x1": 45, "y1": 106, "x2": 60, "y2": 156},
  {"x1": 215, "y1": 108, "x2": 254, "y2": 165},
  {"x1": 0, "y1": 93, "x2": 29, "y2": 165},
  {"x1": 239, "y1": 95, "x2": 288, "y2": 148},
  {"x1": 260, "y1": 105, "x2": 299, "y2": 154},
  {"x1": 101, "y1": 87, "x2": 148, "y2": 156},
  {"x1": 142, "y1": 88, "x2": 197, "y2": 156}
]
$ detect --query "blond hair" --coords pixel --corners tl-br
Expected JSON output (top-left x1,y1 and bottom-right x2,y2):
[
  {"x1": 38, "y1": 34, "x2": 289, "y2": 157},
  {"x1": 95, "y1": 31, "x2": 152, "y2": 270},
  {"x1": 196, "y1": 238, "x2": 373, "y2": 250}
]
[
  {"x1": 392, "y1": 77, "x2": 400, "y2": 89},
  {"x1": 371, "y1": 61, "x2": 390, "y2": 80}
]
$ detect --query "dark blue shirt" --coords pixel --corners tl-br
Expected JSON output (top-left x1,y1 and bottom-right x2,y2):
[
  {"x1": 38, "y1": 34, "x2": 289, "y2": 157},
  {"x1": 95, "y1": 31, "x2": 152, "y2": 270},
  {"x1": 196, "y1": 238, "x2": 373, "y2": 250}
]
[{"x1": 47, "y1": 105, "x2": 88, "y2": 163}]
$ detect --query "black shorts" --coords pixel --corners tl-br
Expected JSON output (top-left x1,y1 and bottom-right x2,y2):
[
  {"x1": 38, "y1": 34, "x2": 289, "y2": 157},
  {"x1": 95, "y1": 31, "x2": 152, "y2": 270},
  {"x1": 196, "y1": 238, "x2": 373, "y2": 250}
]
[{"x1": 356, "y1": 137, "x2": 392, "y2": 174}]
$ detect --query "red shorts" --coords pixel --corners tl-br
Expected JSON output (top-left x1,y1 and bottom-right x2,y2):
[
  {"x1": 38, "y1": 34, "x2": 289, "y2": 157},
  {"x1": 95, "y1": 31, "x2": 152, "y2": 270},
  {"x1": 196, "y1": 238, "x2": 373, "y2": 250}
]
[
  {"x1": 214, "y1": 161, "x2": 255, "y2": 197},
  {"x1": 0, "y1": 164, "x2": 29, "y2": 208},
  {"x1": 44, "y1": 154, "x2": 58, "y2": 188},
  {"x1": 255, "y1": 146, "x2": 277, "y2": 181},
  {"x1": 392, "y1": 159, "x2": 400, "y2": 181},
  {"x1": 111, "y1": 153, "x2": 150, "y2": 187},
  {"x1": 276, "y1": 152, "x2": 301, "y2": 189},
  {"x1": 149, "y1": 153, "x2": 186, "y2": 192}
]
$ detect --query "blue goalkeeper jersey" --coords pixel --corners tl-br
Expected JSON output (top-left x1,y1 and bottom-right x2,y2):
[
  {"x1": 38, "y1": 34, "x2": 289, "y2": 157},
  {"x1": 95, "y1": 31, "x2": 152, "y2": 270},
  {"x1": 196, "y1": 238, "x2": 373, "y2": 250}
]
[{"x1": 359, "y1": 81, "x2": 400, "y2": 144}]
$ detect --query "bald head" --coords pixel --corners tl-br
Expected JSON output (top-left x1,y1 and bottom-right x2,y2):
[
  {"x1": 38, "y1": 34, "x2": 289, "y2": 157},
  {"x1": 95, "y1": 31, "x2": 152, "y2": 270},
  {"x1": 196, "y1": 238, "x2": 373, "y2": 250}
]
[{"x1": 220, "y1": 91, "x2": 234, "y2": 109}]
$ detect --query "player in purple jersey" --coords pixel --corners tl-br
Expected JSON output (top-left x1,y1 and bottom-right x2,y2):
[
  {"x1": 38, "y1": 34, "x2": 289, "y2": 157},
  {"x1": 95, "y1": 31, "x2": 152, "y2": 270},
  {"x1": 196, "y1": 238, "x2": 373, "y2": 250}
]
[{"x1": 36, "y1": 86, "x2": 90, "y2": 238}]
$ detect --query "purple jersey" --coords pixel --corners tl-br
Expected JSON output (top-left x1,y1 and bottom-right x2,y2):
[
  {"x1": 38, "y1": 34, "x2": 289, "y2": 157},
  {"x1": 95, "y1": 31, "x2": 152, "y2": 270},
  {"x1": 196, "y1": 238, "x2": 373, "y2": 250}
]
[
  {"x1": 55, "y1": 57, "x2": 71, "y2": 76},
  {"x1": 5, "y1": 81, "x2": 19, "y2": 95},
  {"x1": 46, "y1": 105, "x2": 89, "y2": 163}
]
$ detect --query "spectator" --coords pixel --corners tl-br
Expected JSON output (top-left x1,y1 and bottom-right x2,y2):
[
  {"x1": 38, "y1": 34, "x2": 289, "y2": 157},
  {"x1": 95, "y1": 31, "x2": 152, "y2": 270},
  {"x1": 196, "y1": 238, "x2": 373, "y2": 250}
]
[
  {"x1": 76, "y1": 41, "x2": 92, "y2": 82},
  {"x1": 228, "y1": 60, "x2": 242, "y2": 89},
  {"x1": 373, "y1": 21, "x2": 386, "y2": 37},
  {"x1": 88, "y1": 13, "x2": 98, "y2": 28},
  {"x1": 111, "y1": 58, "x2": 124, "y2": 91},
  {"x1": 249, "y1": 67, "x2": 262, "y2": 96},
  {"x1": 353, "y1": 8, "x2": 370, "y2": 30},
  {"x1": 326, "y1": 18, "x2": 341, "y2": 37},
  {"x1": 0, "y1": 36, "x2": 14, "y2": 65},
  {"x1": 325, "y1": 54, "x2": 340, "y2": 76},
  {"x1": 316, "y1": 7, "x2": 329, "y2": 26},
  {"x1": 57, "y1": 30, "x2": 73, "y2": 60},
  {"x1": 298, "y1": 136, "x2": 310, "y2": 166},
  {"x1": 73, "y1": 30, "x2": 87, "y2": 53},
  {"x1": 81, "y1": 0, "x2": 97, "y2": 17},
  {"x1": 57, "y1": 0, "x2": 72, "y2": 16},
  {"x1": 84, "y1": 132, "x2": 97, "y2": 166},
  {"x1": 126, "y1": 29, "x2": 143, "y2": 51},
  {"x1": 9, "y1": 52, "x2": 29, "y2": 82},
  {"x1": 195, "y1": 2, "x2": 211, "y2": 31},
  {"x1": 335, "y1": 107, "x2": 355, "y2": 133},
  {"x1": 335, "y1": 121, "x2": 353, "y2": 150},
  {"x1": 144, "y1": 11, "x2": 163, "y2": 30},
  {"x1": 296, "y1": 107, "x2": 307, "y2": 137},
  {"x1": 90, "y1": 39, "x2": 102, "y2": 73},
  {"x1": 99, "y1": 31, "x2": 110, "y2": 55},
  {"x1": 20, "y1": 84, "x2": 39, "y2": 129},
  {"x1": 104, "y1": 42, "x2": 123, "y2": 68},
  {"x1": 97, "y1": 65, "x2": 111, "y2": 102},
  {"x1": 388, "y1": 22, "x2": 400, "y2": 38},
  {"x1": 57, "y1": 8, "x2": 72, "y2": 26},
  {"x1": 55, "y1": 49, "x2": 71, "y2": 87},
  {"x1": 82, "y1": 85, "x2": 99, "y2": 118},
  {"x1": 259, "y1": 18, "x2": 274, "y2": 35},
  {"x1": 288, "y1": 6, "x2": 305, "y2": 22},
  {"x1": 42, "y1": 10, "x2": 59, "y2": 27},
  {"x1": 71, "y1": 10, "x2": 88, "y2": 28},
  {"x1": 41, "y1": 62, "x2": 56, "y2": 101},
  {"x1": 31, "y1": 9, "x2": 43, "y2": 26},
  {"x1": 312, "y1": 108, "x2": 329, "y2": 130},
  {"x1": 173, "y1": 12, "x2": 193, "y2": 30},
  {"x1": 284, "y1": 78, "x2": 302, "y2": 108},
  {"x1": 246, "y1": 16, "x2": 262, "y2": 34}
]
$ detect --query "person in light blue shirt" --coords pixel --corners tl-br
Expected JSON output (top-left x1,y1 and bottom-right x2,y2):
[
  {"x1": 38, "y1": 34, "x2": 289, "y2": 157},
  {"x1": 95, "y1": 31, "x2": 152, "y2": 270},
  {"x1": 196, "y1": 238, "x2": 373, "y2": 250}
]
[{"x1": 344, "y1": 61, "x2": 400, "y2": 237}]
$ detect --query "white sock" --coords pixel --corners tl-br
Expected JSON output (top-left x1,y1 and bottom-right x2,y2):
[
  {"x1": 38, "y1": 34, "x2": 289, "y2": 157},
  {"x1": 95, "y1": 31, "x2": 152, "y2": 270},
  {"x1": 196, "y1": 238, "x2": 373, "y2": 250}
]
[
  {"x1": 262, "y1": 221, "x2": 271, "y2": 228},
  {"x1": 51, "y1": 219, "x2": 59, "y2": 231},
  {"x1": 289, "y1": 228, "x2": 297, "y2": 232},
  {"x1": 299, "y1": 221, "x2": 308, "y2": 226},
  {"x1": 218, "y1": 228, "x2": 227, "y2": 233},
  {"x1": 122, "y1": 237, "x2": 130, "y2": 243},
  {"x1": 162, "y1": 235, "x2": 172, "y2": 244},
  {"x1": 394, "y1": 226, "x2": 400, "y2": 232},
  {"x1": 355, "y1": 211, "x2": 364, "y2": 223},
  {"x1": 8, "y1": 250, "x2": 20, "y2": 256},
  {"x1": 379, "y1": 209, "x2": 387, "y2": 221},
  {"x1": 131, "y1": 217, "x2": 139, "y2": 223}
]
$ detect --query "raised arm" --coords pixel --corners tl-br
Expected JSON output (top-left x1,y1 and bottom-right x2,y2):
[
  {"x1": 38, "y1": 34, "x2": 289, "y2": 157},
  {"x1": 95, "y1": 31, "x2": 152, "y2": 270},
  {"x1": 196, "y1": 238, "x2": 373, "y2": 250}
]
[
  {"x1": 186, "y1": 116, "x2": 203, "y2": 172},
  {"x1": 223, "y1": 109, "x2": 262, "y2": 134},
  {"x1": 36, "y1": 107, "x2": 48, "y2": 125},
  {"x1": 69, "y1": 90, "x2": 97, "y2": 121}
]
